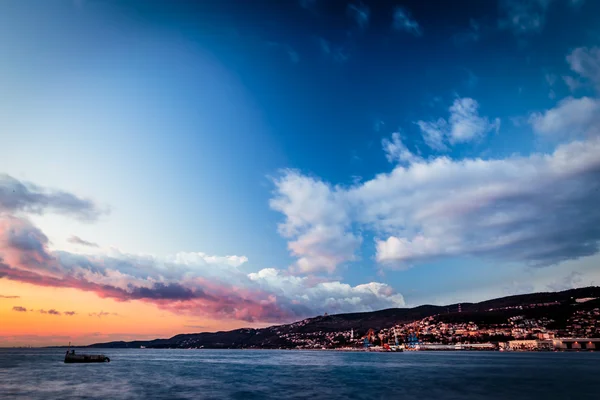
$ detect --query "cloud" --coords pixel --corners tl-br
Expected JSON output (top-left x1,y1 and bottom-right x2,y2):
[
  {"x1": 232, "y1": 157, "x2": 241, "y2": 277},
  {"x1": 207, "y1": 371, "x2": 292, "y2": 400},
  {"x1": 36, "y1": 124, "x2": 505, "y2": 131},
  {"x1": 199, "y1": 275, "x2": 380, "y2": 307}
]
[
  {"x1": 382, "y1": 132, "x2": 421, "y2": 165},
  {"x1": 271, "y1": 127, "x2": 600, "y2": 271},
  {"x1": 502, "y1": 281, "x2": 535, "y2": 296},
  {"x1": 0, "y1": 174, "x2": 105, "y2": 221},
  {"x1": 0, "y1": 215, "x2": 285, "y2": 321},
  {"x1": 416, "y1": 98, "x2": 500, "y2": 150},
  {"x1": 498, "y1": 0, "x2": 551, "y2": 35},
  {"x1": 448, "y1": 98, "x2": 501, "y2": 142},
  {"x1": 452, "y1": 19, "x2": 481, "y2": 46},
  {"x1": 545, "y1": 73, "x2": 557, "y2": 86},
  {"x1": 416, "y1": 119, "x2": 449, "y2": 151},
  {"x1": 165, "y1": 252, "x2": 248, "y2": 268},
  {"x1": 267, "y1": 42, "x2": 299, "y2": 64},
  {"x1": 373, "y1": 119, "x2": 385, "y2": 132},
  {"x1": 392, "y1": 7, "x2": 422, "y2": 36},
  {"x1": 89, "y1": 311, "x2": 119, "y2": 318},
  {"x1": 0, "y1": 215, "x2": 55, "y2": 273},
  {"x1": 0, "y1": 294, "x2": 19, "y2": 298},
  {"x1": 545, "y1": 73, "x2": 557, "y2": 98},
  {"x1": 0, "y1": 211, "x2": 400, "y2": 322},
  {"x1": 317, "y1": 38, "x2": 350, "y2": 64},
  {"x1": 363, "y1": 138, "x2": 600, "y2": 267},
  {"x1": 529, "y1": 96, "x2": 600, "y2": 140},
  {"x1": 286, "y1": 48, "x2": 300, "y2": 64},
  {"x1": 184, "y1": 324, "x2": 208, "y2": 329},
  {"x1": 346, "y1": 2, "x2": 370, "y2": 30},
  {"x1": 39, "y1": 309, "x2": 61, "y2": 315},
  {"x1": 68, "y1": 235, "x2": 98, "y2": 247},
  {"x1": 465, "y1": 69, "x2": 479, "y2": 88},
  {"x1": 248, "y1": 268, "x2": 405, "y2": 315},
  {"x1": 11, "y1": 305, "x2": 75, "y2": 316},
  {"x1": 566, "y1": 47, "x2": 600, "y2": 91},
  {"x1": 269, "y1": 172, "x2": 360, "y2": 274},
  {"x1": 546, "y1": 271, "x2": 583, "y2": 292},
  {"x1": 563, "y1": 75, "x2": 583, "y2": 92},
  {"x1": 0, "y1": 177, "x2": 359, "y2": 322}
]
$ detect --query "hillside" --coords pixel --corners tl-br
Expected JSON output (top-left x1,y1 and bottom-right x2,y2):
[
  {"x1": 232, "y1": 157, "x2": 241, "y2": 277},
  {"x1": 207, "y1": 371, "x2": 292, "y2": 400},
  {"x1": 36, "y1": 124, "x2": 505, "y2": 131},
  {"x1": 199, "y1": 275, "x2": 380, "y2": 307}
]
[{"x1": 87, "y1": 286, "x2": 600, "y2": 349}]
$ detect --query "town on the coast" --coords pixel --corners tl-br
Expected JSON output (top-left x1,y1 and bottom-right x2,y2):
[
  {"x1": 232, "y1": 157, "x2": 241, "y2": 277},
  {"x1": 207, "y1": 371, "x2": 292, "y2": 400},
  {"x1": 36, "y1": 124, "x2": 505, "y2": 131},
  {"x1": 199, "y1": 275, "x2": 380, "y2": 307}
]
[
  {"x1": 86, "y1": 287, "x2": 600, "y2": 352},
  {"x1": 283, "y1": 298, "x2": 600, "y2": 352}
]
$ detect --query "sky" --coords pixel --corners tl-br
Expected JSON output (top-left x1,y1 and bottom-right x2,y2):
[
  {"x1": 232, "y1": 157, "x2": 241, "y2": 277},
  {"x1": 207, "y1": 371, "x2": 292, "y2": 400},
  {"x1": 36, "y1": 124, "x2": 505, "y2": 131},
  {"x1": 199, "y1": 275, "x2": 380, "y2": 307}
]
[{"x1": 1, "y1": 0, "x2": 600, "y2": 347}]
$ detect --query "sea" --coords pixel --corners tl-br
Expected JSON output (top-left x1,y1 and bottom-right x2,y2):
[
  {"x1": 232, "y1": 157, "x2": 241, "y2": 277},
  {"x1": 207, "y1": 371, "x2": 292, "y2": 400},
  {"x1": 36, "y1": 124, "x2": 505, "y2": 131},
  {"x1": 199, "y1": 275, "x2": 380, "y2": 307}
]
[{"x1": 0, "y1": 349, "x2": 599, "y2": 399}]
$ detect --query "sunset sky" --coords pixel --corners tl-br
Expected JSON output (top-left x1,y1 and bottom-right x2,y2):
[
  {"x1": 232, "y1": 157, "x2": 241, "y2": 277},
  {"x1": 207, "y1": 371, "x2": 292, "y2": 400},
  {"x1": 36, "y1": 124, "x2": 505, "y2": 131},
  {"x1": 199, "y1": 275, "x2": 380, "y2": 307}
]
[{"x1": 1, "y1": 0, "x2": 600, "y2": 347}]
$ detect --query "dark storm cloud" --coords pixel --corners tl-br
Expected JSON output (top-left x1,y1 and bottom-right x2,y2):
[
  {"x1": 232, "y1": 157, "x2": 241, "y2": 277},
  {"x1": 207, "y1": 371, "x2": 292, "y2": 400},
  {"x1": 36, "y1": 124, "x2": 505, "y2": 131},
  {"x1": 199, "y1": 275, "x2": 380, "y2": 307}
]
[{"x1": 129, "y1": 282, "x2": 203, "y2": 301}]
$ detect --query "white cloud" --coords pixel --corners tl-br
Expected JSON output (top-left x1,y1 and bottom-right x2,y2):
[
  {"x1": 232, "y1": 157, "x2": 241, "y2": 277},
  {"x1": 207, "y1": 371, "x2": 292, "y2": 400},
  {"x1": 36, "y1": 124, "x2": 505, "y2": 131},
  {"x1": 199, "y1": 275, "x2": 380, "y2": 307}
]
[
  {"x1": 381, "y1": 132, "x2": 421, "y2": 164},
  {"x1": 166, "y1": 252, "x2": 248, "y2": 268},
  {"x1": 567, "y1": 47, "x2": 600, "y2": 90},
  {"x1": 449, "y1": 98, "x2": 501, "y2": 142},
  {"x1": 376, "y1": 235, "x2": 444, "y2": 268},
  {"x1": 529, "y1": 96, "x2": 600, "y2": 139},
  {"x1": 269, "y1": 171, "x2": 360, "y2": 274},
  {"x1": 271, "y1": 125, "x2": 600, "y2": 272},
  {"x1": 392, "y1": 7, "x2": 422, "y2": 36},
  {"x1": 248, "y1": 268, "x2": 405, "y2": 314},
  {"x1": 289, "y1": 225, "x2": 361, "y2": 274},
  {"x1": 498, "y1": 0, "x2": 551, "y2": 35},
  {"x1": 360, "y1": 138, "x2": 600, "y2": 268},
  {"x1": 415, "y1": 119, "x2": 448, "y2": 151},
  {"x1": 562, "y1": 75, "x2": 583, "y2": 92},
  {"x1": 416, "y1": 98, "x2": 500, "y2": 150}
]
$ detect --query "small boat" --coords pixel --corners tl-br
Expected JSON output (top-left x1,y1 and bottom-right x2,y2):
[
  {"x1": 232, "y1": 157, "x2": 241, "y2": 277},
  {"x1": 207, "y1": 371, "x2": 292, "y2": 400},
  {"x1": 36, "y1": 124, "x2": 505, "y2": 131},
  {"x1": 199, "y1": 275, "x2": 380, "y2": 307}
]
[{"x1": 64, "y1": 343, "x2": 110, "y2": 363}]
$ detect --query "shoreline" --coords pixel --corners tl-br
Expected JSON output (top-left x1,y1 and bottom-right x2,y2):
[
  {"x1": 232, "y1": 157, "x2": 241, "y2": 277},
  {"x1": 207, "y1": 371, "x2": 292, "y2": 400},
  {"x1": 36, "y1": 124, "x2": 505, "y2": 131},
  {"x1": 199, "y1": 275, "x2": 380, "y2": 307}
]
[{"x1": 6, "y1": 346, "x2": 594, "y2": 353}]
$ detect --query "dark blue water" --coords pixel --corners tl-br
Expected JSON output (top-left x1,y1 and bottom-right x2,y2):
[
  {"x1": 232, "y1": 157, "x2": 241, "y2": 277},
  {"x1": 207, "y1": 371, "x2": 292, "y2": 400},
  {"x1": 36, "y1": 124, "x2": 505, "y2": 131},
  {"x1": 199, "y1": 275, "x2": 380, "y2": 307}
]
[{"x1": 0, "y1": 349, "x2": 598, "y2": 399}]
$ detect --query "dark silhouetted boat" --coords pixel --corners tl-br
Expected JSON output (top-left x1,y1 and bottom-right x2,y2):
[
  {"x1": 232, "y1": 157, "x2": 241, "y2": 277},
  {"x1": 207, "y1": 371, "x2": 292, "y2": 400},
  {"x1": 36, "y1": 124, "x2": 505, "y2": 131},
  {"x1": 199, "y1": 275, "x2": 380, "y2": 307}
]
[{"x1": 64, "y1": 343, "x2": 110, "y2": 363}]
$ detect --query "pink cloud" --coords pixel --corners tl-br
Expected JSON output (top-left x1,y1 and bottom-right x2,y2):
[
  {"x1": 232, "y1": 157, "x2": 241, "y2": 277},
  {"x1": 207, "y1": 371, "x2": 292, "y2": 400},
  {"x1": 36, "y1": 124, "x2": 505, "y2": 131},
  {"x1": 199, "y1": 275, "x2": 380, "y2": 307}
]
[{"x1": 0, "y1": 215, "x2": 293, "y2": 322}]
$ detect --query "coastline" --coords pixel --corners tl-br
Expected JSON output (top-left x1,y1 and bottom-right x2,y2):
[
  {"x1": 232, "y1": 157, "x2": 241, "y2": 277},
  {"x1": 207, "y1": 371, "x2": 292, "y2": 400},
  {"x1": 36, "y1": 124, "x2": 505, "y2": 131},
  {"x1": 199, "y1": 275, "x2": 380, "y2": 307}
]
[{"x1": 26, "y1": 346, "x2": 596, "y2": 353}]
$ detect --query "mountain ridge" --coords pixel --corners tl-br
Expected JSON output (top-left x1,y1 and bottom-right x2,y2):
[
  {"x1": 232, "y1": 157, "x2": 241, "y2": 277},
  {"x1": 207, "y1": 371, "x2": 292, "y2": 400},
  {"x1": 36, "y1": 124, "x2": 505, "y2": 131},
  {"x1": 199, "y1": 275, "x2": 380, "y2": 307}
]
[{"x1": 84, "y1": 286, "x2": 600, "y2": 349}]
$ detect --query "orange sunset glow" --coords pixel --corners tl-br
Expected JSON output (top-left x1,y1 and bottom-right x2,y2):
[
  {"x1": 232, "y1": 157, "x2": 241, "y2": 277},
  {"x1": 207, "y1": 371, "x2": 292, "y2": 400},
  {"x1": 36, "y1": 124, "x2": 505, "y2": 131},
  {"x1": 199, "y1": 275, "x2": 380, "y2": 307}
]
[{"x1": 0, "y1": 280, "x2": 261, "y2": 347}]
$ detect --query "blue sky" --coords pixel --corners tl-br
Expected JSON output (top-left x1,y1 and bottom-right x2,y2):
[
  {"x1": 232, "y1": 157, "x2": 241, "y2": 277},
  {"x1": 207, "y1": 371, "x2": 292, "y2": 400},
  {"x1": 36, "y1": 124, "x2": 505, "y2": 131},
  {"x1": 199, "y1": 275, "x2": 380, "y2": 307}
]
[{"x1": 1, "y1": 0, "x2": 600, "y2": 324}]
